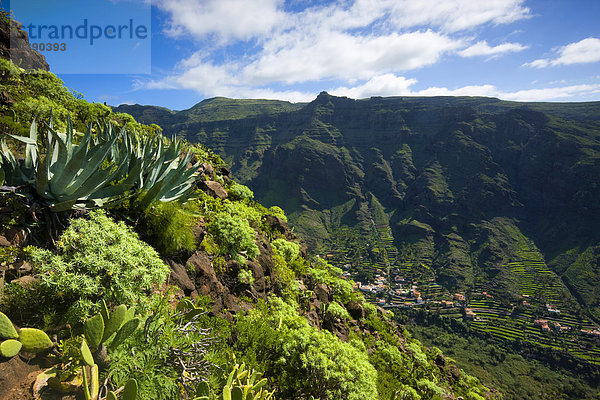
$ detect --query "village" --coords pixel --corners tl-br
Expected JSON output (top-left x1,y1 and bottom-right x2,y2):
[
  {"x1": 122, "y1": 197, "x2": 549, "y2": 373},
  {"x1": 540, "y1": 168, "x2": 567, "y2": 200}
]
[{"x1": 342, "y1": 266, "x2": 600, "y2": 344}]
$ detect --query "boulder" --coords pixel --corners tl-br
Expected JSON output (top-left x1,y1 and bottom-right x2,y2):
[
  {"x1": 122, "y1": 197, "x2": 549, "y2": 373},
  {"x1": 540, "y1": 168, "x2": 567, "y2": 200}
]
[
  {"x1": 0, "y1": 235, "x2": 10, "y2": 247},
  {"x1": 345, "y1": 300, "x2": 365, "y2": 320},
  {"x1": 314, "y1": 283, "x2": 331, "y2": 303},
  {"x1": 199, "y1": 181, "x2": 228, "y2": 200},
  {"x1": 201, "y1": 163, "x2": 214, "y2": 179},
  {"x1": 10, "y1": 275, "x2": 39, "y2": 287},
  {"x1": 168, "y1": 260, "x2": 195, "y2": 295}
]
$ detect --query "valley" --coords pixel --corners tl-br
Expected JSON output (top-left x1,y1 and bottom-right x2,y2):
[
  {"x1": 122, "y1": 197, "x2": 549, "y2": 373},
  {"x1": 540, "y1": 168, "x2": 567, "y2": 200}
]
[{"x1": 119, "y1": 93, "x2": 600, "y2": 396}]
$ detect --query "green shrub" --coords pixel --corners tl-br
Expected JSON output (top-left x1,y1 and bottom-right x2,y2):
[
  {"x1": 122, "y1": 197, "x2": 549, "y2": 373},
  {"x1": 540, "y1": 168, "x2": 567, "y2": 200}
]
[
  {"x1": 271, "y1": 239, "x2": 300, "y2": 263},
  {"x1": 207, "y1": 212, "x2": 259, "y2": 262},
  {"x1": 228, "y1": 182, "x2": 254, "y2": 201},
  {"x1": 325, "y1": 301, "x2": 351, "y2": 320},
  {"x1": 407, "y1": 342, "x2": 428, "y2": 367},
  {"x1": 143, "y1": 201, "x2": 199, "y2": 256},
  {"x1": 417, "y1": 378, "x2": 444, "y2": 399},
  {"x1": 267, "y1": 206, "x2": 287, "y2": 222},
  {"x1": 26, "y1": 210, "x2": 169, "y2": 323},
  {"x1": 222, "y1": 201, "x2": 262, "y2": 227},
  {"x1": 238, "y1": 269, "x2": 254, "y2": 285},
  {"x1": 235, "y1": 297, "x2": 378, "y2": 400},
  {"x1": 107, "y1": 292, "x2": 214, "y2": 400},
  {"x1": 308, "y1": 258, "x2": 356, "y2": 303}
]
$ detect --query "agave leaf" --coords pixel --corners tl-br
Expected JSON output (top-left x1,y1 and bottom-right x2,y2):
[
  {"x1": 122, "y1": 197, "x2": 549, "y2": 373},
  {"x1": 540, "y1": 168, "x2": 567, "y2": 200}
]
[
  {"x1": 36, "y1": 153, "x2": 49, "y2": 197},
  {"x1": 62, "y1": 135, "x2": 119, "y2": 196},
  {"x1": 24, "y1": 117, "x2": 38, "y2": 174},
  {"x1": 49, "y1": 124, "x2": 93, "y2": 195},
  {"x1": 49, "y1": 199, "x2": 78, "y2": 212},
  {"x1": 7, "y1": 134, "x2": 36, "y2": 145}
]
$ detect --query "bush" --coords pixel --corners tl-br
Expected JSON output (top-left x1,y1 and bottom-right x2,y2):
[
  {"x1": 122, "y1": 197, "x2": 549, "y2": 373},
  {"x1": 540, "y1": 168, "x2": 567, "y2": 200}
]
[
  {"x1": 325, "y1": 301, "x2": 351, "y2": 320},
  {"x1": 308, "y1": 258, "x2": 356, "y2": 303},
  {"x1": 26, "y1": 210, "x2": 169, "y2": 323},
  {"x1": 207, "y1": 212, "x2": 259, "y2": 262},
  {"x1": 143, "y1": 201, "x2": 199, "y2": 256},
  {"x1": 107, "y1": 292, "x2": 214, "y2": 399},
  {"x1": 235, "y1": 297, "x2": 378, "y2": 400},
  {"x1": 222, "y1": 201, "x2": 262, "y2": 227},
  {"x1": 271, "y1": 239, "x2": 300, "y2": 263},
  {"x1": 267, "y1": 206, "x2": 287, "y2": 222},
  {"x1": 228, "y1": 182, "x2": 254, "y2": 201}
]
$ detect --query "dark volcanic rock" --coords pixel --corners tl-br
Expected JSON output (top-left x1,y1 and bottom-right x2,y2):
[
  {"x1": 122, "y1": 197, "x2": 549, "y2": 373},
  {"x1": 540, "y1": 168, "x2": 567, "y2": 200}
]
[
  {"x1": 168, "y1": 260, "x2": 195, "y2": 295},
  {"x1": 345, "y1": 300, "x2": 365, "y2": 320},
  {"x1": 199, "y1": 180, "x2": 228, "y2": 200},
  {"x1": 0, "y1": 14, "x2": 49, "y2": 70}
]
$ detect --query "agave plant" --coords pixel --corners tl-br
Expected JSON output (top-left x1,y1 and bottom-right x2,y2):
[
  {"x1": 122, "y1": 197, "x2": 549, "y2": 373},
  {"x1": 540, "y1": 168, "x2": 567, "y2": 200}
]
[
  {"x1": 0, "y1": 113, "x2": 199, "y2": 212},
  {"x1": 0, "y1": 115, "x2": 38, "y2": 186},
  {"x1": 132, "y1": 135, "x2": 198, "y2": 210},
  {"x1": 36, "y1": 114, "x2": 135, "y2": 211}
]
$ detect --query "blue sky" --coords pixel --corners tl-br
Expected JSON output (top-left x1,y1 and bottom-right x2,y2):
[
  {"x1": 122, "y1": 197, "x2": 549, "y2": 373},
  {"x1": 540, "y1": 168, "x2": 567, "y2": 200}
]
[{"x1": 6, "y1": 0, "x2": 600, "y2": 110}]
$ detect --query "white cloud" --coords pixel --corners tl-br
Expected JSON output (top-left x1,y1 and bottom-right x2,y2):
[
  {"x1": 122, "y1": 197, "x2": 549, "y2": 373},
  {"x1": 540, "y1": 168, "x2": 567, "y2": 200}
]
[
  {"x1": 387, "y1": 0, "x2": 530, "y2": 32},
  {"x1": 242, "y1": 30, "x2": 462, "y2": 85},
  {"x1": 552, "y1": 38, "x2": 600, "y2": 65},
  {"x1": 155, "y1": 0, "x2": 284, "y2": 42},
  {"x1": 331, "y1": 74, "x2": 418, "y2": 98},
  {"x1": 499, "y1": 84, "x2": 600, "y2": 101},
  {"x1": 142, "y1": 1, "x2": 544, "y2": 101},
  {"x1": 458, "y1": 40, "x2": 528, "y2": 58},
  {"x1": 330, "y1": 74, "x2": 600, "y2": 102},
  {"x1": 154, "y1": 0, "x2": 530, "y2": 42},
  {"x1": 524, "y1": 37, "x2": 600, "y2": 68},
  {"x1": 523, "y1": 59, "x2": 549, "y2": 69}
]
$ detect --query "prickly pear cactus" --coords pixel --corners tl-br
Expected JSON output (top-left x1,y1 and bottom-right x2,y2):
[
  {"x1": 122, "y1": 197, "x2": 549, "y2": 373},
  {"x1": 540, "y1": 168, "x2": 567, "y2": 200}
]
[
  {"x1": 18, "y1": 327, "x2": 53, "y2": 353},
  {"x1": 0, "y1": 339, "x2": 22, "y2": 358},
  {"x1": 109, "y1": 318, "x2": 139, "y2": 349},
  {"x1": 84, "y1": 313, "x2": 105, "y2": 349},
  {"x1": 105, "y1": 379, "x2": 138, "y2": 400},
  {"x1": 80, "y1": 339, "x2": 95, "y2": 367},
  {"x1": 122, "y1": 378, "x2": 138, "y2": 400},
  {"x1": 0, "y1": 311, "x2": 18, "y2": 339},
  {"x1": 103, "y1": 304, "x2": 127, "y2": 342}
]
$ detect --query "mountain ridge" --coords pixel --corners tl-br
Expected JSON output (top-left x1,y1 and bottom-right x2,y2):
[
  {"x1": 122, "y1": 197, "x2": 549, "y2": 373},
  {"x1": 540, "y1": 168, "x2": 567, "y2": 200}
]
[{"x1": 116, "y1": 93, "x2": 600, "y2": 324}]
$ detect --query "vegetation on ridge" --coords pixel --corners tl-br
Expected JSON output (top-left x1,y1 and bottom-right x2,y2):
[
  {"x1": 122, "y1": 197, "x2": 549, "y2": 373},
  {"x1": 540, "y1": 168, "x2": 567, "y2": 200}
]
[
  {"x1": 0, "y1": 51, "x2": 495, "y2": 400},
  {"x1": 120, "y1": 92, "x2": 600, "y2": 398}
]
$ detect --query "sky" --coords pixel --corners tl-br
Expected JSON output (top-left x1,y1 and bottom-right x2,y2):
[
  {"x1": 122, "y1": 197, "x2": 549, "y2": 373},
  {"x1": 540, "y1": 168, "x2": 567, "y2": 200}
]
[{"x1": 6, "y1": 0, "x2": 600, "y2": 110}]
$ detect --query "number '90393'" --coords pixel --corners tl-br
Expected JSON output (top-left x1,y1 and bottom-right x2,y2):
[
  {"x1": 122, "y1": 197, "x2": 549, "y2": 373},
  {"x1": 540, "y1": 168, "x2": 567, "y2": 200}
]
[{"x1": 32, "y1": 42, "x2": 67, "y2": 51}]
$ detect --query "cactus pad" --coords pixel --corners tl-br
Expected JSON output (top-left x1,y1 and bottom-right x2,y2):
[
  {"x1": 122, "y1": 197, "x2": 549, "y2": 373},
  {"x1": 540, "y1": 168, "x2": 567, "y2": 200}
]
[
  {"x1": 109, "y1": 318, "x2": 139, "y2": 349},
  {"x1": 80, "y1": 339, "x2": 95, "y2": 367},
  {"x1": 18, "y1": 328, "x2": 53, "y2": 353},
  {"x1": 0, "y1": 312, "x2": 18, "y2": 339},
  {"x1": 0, "y1": 339, "x2": 22, "y2": 358},
  {"x1": 100, "y1": 300, "x2": 110, "y2": 325},
  {"x1": 122, "y1": 378, "x2": 138, "y2": 400},
  {"x1": 231, "y1": 386, "x2": 243, "y2": 400},
  {"x1": 106, "y1": 392, "x2": 118, "y2": 400},
  {"x1": 103, "y1": 304, "x2": 127, "y2": 342},
  {"x1": 84, "y1": 313, "x2": 105, "y2": 349}
]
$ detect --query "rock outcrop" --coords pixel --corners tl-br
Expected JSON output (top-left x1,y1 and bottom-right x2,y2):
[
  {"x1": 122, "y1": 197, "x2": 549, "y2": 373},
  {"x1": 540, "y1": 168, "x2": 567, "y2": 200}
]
[{"x1": 0, "y1": 13, "x2": 49, "y2": 70}]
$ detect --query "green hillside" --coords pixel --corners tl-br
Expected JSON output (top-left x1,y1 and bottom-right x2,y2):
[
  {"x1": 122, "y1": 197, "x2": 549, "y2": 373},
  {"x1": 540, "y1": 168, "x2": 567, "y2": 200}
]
[
  {"x1": 0, "y1": 12, "x2": 500, "y2": 400},
  {"x1": 118, "y1": 91, "x2": 600, "y2": 396},
  {"x1": 120, "y1": 92, "x2": 600, "y2": 317}
]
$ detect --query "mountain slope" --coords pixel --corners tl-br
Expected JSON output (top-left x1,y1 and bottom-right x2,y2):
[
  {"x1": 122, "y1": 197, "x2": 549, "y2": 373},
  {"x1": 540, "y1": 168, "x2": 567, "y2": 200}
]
[{"x1": 117, "y1": 93, "x2": 600, "y2": 324}]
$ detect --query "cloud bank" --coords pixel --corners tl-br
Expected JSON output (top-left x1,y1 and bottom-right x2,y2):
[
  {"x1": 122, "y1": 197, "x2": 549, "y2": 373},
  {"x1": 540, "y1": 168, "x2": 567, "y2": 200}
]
[{"x1": 141, "y1": 0, "x2": 600, "y2": 102}]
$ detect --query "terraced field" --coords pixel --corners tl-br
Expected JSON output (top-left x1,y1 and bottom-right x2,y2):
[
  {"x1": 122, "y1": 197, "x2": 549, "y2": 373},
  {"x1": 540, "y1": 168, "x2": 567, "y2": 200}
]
[
  {"x1": 465, "y1": 250, "x2": 600, "y2": 364},
  {"x1": 326, "y1": 227, "x2": 600, "y2": 365}
]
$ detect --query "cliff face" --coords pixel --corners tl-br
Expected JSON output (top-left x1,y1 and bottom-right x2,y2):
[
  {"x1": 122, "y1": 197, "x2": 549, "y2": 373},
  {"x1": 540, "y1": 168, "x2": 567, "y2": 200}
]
[
  {"x1": 0, "y1": 12, "x2": 49, "y2": 70},
  {"x1": 117, "y1": 93, "x2": 600, "y2": 320}
]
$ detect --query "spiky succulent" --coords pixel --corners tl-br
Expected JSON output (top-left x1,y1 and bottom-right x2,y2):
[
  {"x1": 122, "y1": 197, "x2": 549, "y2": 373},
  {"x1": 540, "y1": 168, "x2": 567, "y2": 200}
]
[{"x1": 0, "y1": 113, "x2": 199, "y2": 211}]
